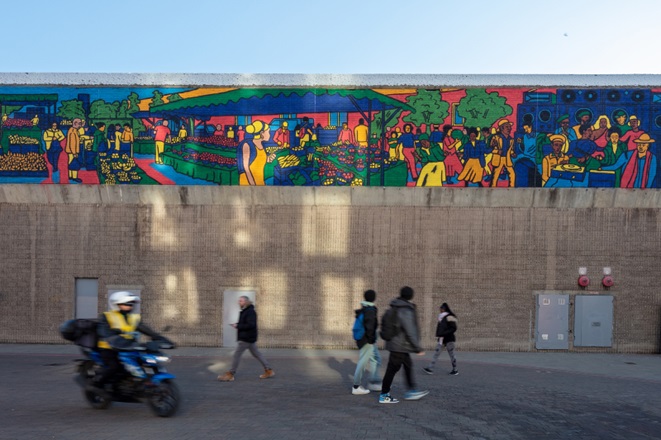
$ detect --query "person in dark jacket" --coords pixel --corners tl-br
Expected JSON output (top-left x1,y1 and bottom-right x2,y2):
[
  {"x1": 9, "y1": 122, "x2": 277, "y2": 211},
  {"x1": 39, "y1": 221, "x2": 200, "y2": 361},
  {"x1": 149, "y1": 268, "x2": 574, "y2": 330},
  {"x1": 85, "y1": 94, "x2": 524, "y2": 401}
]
[
  {"x1": 218, "y1": 296, "x2": 274, "y2": 382},
  {"x1": 352, "y1": 289, "x2": 382, "y2": 395},
  {"x1": 379, "y1": 286, "x2": 429, "y2": 404},
  {"x1": 423, "y1": 302, "x2": 459, "y2": 375}
]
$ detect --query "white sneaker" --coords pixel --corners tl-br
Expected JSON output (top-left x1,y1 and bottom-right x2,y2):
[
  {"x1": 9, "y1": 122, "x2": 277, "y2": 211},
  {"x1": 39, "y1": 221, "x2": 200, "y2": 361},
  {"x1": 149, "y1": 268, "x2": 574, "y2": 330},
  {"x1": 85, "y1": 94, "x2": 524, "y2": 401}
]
[{"x1": 352, "y1": 386, "x2": 370, "y2": 395}]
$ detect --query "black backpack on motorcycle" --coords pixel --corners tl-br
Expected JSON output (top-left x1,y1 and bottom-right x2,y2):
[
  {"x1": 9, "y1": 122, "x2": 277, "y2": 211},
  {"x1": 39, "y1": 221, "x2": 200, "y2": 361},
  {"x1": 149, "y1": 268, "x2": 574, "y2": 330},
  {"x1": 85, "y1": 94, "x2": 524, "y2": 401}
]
[{"x1": 59, "y1": 319, "x2": 99, "y2": 349}]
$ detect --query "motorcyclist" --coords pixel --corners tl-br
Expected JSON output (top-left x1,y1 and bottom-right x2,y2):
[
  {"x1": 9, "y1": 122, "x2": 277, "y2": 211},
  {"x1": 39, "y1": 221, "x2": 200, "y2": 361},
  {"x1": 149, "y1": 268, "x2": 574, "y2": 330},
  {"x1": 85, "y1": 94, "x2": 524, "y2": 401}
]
[{"x1": 88, "y1": 291, "x2": 165, "y2": 395}]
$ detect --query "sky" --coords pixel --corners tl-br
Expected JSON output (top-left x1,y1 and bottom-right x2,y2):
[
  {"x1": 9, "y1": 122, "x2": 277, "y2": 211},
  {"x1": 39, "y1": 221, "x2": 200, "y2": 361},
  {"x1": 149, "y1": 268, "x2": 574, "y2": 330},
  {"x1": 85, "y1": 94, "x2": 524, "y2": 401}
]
[{"x1": 1, "y1": 0, "x2": 660, "y2": 75}]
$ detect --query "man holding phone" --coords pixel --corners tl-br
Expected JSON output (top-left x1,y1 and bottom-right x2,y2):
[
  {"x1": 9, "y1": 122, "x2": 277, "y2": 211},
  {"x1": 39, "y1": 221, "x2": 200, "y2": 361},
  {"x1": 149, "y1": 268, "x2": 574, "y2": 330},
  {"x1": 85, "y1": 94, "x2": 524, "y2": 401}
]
[{"x1": 218, "y1": 296, "x2": 274, "y2": 382}]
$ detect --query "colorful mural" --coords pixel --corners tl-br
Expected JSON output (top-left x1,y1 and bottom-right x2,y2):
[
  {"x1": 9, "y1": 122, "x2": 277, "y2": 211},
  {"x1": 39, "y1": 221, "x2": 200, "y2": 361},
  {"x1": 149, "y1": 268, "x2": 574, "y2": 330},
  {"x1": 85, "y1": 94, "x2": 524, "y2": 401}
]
[{"x1": 0, "y1": 87, "x2": 659, "y2": 188}]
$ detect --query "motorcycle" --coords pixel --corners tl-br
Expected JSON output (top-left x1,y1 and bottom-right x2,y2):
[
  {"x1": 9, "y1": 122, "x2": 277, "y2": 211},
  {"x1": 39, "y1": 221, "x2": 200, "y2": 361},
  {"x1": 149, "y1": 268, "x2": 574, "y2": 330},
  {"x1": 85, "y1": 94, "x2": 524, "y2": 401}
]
[{"x1": 74, "y1": 335, "x2": 180, "y2": 417}]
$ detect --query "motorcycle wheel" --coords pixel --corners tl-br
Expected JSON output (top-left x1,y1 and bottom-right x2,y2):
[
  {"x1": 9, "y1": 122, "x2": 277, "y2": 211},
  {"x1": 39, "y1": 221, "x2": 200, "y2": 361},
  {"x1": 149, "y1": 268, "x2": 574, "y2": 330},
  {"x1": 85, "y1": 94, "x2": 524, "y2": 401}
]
[
  {"x1": 79, "y1": 361, "x2": 112, "y2": 410},
  {"x1": 84, "y1": 389, "x2": 112, "y2": 410},
  {"x1": 147, "y1": 380, "x2": 180, "y2": 417}
]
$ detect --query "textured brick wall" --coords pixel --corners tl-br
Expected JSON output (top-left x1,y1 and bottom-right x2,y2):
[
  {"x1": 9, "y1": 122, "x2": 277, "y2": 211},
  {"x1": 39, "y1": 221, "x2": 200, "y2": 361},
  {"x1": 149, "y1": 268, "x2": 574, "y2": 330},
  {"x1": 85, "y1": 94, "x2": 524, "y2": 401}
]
[{"x1": 1, "y1": 187, "x2": 660, "y2": 353}]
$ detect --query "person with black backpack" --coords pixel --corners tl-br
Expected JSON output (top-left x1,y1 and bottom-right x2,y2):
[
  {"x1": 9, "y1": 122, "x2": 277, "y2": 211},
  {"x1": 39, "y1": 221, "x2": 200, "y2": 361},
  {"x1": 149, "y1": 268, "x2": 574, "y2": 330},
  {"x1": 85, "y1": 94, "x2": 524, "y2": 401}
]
[
  {"x1": 423, "y1": 302, "x2": 459, "y2": 375},
  {"x1": 351, "y1": 289, "x2": 382, "y2": 395},
  {"x1": 378, "y1": 286, "x2": 429, "y2": 404}
]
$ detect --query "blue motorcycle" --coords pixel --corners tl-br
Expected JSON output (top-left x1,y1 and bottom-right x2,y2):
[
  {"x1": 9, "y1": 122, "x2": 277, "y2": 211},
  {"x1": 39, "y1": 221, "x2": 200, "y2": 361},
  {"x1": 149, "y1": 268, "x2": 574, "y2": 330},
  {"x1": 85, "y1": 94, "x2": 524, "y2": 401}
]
[{"x1": 75, "y1": 337, "x2": 180, "y2": 417}]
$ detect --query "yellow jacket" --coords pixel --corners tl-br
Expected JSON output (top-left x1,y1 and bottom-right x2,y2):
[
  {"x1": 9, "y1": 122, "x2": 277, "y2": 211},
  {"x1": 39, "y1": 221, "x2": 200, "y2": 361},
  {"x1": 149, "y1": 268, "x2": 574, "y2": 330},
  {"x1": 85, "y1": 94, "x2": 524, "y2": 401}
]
[{"x1": 97, "y1": 310, "x2": 141, "y2": 349}]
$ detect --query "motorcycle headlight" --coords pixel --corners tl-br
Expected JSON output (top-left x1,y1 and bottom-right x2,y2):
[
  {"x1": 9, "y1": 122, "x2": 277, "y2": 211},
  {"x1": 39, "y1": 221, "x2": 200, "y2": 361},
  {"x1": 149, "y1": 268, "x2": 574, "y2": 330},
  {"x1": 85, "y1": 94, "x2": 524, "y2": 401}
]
[{"x1": 154, "y1": 356, "x2": 171, "y2": 363}]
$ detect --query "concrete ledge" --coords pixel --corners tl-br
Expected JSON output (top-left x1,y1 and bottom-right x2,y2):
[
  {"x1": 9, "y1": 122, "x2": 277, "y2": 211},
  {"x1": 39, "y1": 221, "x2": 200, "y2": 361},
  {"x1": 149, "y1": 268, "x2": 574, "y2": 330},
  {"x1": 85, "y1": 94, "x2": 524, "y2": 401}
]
[
  {"x1": 0, "y1": 185, "x2": 660, "y2": 208},
  {"x1": 2, "y1": 73, "x2": 661, "y2": 87}
]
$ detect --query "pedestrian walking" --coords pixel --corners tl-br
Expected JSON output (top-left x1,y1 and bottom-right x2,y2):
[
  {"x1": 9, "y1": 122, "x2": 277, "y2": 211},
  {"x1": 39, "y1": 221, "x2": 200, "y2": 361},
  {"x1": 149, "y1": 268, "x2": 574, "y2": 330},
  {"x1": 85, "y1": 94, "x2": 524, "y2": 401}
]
[
  {"x1": 351, "y1": 289, "x2": 382, "y2": 395},
  {"x1": 423, "y1": 302, "x2": 458, "y2": 375},
  {"x1": 378, "y1": 286, "x2": 429, "y2": 404},
  {"x1": 218, "y1": 296, "x2": 274, "y2": 381}
]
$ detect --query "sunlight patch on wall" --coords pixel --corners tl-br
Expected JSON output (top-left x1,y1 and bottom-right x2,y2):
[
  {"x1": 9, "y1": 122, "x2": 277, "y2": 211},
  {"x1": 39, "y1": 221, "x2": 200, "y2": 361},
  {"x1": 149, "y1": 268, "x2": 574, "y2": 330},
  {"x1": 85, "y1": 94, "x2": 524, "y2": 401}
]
[
  {"x1": 182, "y1": 267, "x2": 200, "y2": 325},
  {"x1": 302, "y1": 207, "x2": 349, "y2": 257},
  {"x1": 322, "y1": 274, "x2": 351, "y2": 332},
  {"x1": 151, "y1": 195, "x2": 177, "y2": 248},
  {"x1": 259, "y1": 269, "x2": 287, "y2": 330}
]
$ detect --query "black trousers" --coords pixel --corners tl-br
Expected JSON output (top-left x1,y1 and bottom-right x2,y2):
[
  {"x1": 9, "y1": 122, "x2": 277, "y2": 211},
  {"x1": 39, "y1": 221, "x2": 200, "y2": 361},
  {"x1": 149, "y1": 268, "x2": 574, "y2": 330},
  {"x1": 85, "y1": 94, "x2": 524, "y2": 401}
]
[
  {"x1": 97, "y1": 349, "x2": 122, "y2": 385},
  {"x1": 381, "y1": 351, "x2": 416, "y2": 394}
]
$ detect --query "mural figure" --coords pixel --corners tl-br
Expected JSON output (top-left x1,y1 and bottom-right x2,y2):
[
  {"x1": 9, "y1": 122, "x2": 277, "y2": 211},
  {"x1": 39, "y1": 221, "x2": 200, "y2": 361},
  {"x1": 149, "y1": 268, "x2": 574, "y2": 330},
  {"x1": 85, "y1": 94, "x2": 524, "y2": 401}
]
[
  {"x1": 43, "y1": 122, "x2": 65, "y2": 173},
  {"x1": 273, "y1": 121, "x2": 290, "y2": 151},
  {"x1": 600, "y1": 127, "x2": 628, "y2": 187},
  {"x1": 354, "y1": 118, "x2": 369, "y2": 148},
  {"x1": 65, "y1": 118, "x2": 82, "y2": 183},
  {"x1": 153, "y1": 120, "x2": 170, "y2": 164},
  {"x1": 591, "y1": 116, "x2": 611, "y2": 150},
  {"x1": 338, "y1": 122, "x2": 354, "y2": 145},
  {"x1": 178, "y1": 124, "x2": 188, "y2": 140},
  {"x1": 620, "y1": 115, "x2": 645, "y2": 150},
  {"x1": 602, "y1": 133, "x2": 658, "y2": 188},
  {"x1": 238, "y1": 120, "x2": 274, "y2": 186},
  {"x1": 398, "y1": 123, "x2": 418, "y2": 181},
  {"x1": 489, "y1": 119, "x2": 516, "y2": 187},
  {"x1": 441, "y1": 126, "x2": 464, "y2": 184},
  {"x1": 613, "y1": 110, "x2": 631, "y2": 136},
  {"x1": 542, "y1": 135, "x2": 569, "y2": 186},
  {"x1": 415, "y1": 139, "x2": 446, "y2": 187},
  {"x1": 457, "y1": 127, "x2": 487, "y2": 187},
  {"x1": 555, "y1": 114, "x2": 577, "y2": 153}
]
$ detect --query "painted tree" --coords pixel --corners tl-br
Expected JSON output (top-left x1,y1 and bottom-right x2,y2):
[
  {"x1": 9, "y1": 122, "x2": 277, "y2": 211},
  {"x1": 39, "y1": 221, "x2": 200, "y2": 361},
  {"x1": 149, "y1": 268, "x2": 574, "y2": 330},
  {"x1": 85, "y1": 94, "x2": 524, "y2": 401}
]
[
  {"x1": 402, "y1": 89, "x2": 449, "y2": 132},
  {"x1": 456, "y1": 89, "x2": 512, "y2": 129},
  {"x1": 56, "y1": 99, "x2": 85, "y2": 120},
  {"x1": 150, "y1": 90, "x2": 165, "y2": 108},
  {"x1": 369, "y1": 109, "x2": 400, "y2": 137},
  {"x1": 90, "y1": 100, "x2": 120, "y2": 120},
  {"x1": 117, "y1": 92, "x2": 146, "y2": 135},
  {"x1": 168, "y1": 93, "x2": 182, "y2": 102}
]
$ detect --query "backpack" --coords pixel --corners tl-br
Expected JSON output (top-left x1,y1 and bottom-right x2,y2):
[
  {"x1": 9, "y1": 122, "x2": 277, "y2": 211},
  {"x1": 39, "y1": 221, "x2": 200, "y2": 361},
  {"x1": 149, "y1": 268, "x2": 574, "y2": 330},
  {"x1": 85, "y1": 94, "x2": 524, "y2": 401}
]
[
  {"x1": 59, "y1": 318, "x2": 99, "y2": 349},
  {"x1": 379, "y1": 307, "x2": 400, "y2": 341},
  {"x1": 352, "y1": 311, "x2": 365, "y2": 341}
]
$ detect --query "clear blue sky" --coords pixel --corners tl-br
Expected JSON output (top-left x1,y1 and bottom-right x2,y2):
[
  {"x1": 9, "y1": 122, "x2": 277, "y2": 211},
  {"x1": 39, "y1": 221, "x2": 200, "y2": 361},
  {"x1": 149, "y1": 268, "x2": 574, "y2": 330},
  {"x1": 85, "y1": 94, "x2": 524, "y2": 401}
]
[{"x1": 2, "y1": 0, "x2": 660, "y2": 75}]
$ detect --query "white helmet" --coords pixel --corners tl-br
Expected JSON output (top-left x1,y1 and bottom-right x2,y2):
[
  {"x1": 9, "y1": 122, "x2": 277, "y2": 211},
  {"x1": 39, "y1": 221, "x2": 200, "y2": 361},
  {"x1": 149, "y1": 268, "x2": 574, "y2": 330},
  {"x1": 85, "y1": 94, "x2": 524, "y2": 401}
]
[{"x1": 108, "y1": 291, "x2": 141, "y2": 311}]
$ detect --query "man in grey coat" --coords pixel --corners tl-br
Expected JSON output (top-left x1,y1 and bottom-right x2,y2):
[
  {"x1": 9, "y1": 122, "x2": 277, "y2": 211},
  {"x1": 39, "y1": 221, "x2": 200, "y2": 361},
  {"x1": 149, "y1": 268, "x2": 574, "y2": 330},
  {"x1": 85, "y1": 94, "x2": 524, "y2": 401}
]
[{"x1": 379, "y1": 286, "x2": 429, "y2": 404}]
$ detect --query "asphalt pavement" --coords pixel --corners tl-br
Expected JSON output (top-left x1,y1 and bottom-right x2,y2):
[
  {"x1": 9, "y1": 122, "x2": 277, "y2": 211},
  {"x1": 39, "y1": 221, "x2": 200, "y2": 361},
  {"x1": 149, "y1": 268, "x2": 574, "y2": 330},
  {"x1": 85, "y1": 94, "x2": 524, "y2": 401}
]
[{"x1": 1, "y1": 344, "x2": 660, "y2": 440}]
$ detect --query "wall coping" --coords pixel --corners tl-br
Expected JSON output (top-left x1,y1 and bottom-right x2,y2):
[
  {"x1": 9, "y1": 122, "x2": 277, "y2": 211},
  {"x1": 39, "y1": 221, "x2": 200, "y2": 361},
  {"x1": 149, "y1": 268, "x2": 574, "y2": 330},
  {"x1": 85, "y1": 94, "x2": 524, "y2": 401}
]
[
  {"x1": 0, "y1": 185, "x2": 659, "y2": 208},
  {"x1": 2, "y1": 73, "x2": 661, "y2": 87}
]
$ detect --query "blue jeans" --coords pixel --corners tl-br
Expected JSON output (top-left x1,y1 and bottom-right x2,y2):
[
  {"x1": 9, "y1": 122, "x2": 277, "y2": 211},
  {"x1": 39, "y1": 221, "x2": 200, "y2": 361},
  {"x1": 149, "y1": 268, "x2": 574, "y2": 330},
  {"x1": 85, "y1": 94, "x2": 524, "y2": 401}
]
[{"x1": 353, "y1": 343, "x2": 381, "y2": 386}]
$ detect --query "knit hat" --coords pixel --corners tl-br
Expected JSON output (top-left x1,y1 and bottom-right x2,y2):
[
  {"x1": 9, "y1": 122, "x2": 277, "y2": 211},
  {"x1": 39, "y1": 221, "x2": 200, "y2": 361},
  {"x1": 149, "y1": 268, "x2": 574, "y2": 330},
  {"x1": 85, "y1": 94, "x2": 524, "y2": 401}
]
[{"x1": 364, "y1": 290, "x2": 376, "y2": 302}]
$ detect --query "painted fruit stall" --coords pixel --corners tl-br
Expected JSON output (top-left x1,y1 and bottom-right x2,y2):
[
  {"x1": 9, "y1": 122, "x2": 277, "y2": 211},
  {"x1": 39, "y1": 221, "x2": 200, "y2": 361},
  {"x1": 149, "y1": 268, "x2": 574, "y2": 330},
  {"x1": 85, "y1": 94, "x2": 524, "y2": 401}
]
[{"x1": 149, "y1": 88, "x2": 413, "y2": 186}]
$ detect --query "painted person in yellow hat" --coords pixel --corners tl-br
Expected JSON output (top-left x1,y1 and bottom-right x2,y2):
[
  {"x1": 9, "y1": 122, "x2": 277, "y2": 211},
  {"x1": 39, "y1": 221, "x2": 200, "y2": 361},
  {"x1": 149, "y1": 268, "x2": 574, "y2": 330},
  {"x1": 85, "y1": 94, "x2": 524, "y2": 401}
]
[
  {"x1": 620, "y1": 115, "x2": 646, "y2": 151},
  {"x1": 273, "y1": 121, "x2": 291, "y2": 151},
  {"x1": 599, "y1": 133, "x2": 657, "y2": 188},
  {"x1": 622, "y1": 134, "x2": 656, "y2": 188},
  {"x1": 237, "y1": 120, "x2": 275, "y2": 185},
  {"x1": 489, "y1": 119, "x2": 516, "y2": 187},
  {"x1": 542, "y1": 134, "x2": 569, "y2": 185}
]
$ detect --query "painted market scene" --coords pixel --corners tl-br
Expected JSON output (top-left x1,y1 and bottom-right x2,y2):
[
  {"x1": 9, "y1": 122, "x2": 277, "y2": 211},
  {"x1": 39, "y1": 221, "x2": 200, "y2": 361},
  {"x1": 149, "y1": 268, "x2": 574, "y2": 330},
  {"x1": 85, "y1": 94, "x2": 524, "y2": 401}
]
[{"x1": 0, "y1": 86, "x2": 658, "y2": 188}]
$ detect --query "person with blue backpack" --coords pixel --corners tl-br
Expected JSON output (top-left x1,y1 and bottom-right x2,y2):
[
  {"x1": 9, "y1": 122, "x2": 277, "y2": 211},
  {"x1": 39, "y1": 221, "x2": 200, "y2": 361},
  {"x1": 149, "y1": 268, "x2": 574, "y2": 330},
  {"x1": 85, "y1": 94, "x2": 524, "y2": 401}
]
[{"x1": 351, "y1": 289, "x2": 382, "y2": 395}]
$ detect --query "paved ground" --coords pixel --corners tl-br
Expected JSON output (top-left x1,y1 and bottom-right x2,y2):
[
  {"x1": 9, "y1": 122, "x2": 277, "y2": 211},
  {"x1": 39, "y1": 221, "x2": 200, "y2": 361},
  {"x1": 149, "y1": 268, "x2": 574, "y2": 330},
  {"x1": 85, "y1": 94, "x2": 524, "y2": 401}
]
[{"x1": 1, "y1": 345, "x2": 660, "y2": 440}]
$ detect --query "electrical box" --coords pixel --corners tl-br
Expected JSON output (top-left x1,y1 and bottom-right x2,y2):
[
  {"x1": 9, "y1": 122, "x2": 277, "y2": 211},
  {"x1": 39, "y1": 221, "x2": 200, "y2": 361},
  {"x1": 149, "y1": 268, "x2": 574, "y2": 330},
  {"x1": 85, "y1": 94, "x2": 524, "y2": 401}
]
[
  {"x1": 574, "y1": 295, "x2": 613, "y2": 347},
  {"x1": 535, "y1": 294, "x2": 569, "y2": 349}
]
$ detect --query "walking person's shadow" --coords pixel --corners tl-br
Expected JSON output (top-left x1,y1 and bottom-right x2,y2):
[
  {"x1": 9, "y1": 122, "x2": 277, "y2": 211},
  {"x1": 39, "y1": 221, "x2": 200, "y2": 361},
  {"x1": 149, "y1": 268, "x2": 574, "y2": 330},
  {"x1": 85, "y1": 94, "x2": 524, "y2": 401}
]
[{"x1": 327, "y1": 357, "x2": 356, "y2": 388}]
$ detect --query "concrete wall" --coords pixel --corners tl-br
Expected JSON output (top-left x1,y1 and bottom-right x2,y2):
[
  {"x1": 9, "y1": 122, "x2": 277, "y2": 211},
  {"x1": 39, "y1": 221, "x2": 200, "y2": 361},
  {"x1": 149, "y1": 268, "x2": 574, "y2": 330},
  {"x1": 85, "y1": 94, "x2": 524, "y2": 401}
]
[
  {"x1": 1, "y1": 184, "x2": 660, "y2": 352},
  {"x1": 1, "y1": 74, "x2": 660, "y2": 352}
]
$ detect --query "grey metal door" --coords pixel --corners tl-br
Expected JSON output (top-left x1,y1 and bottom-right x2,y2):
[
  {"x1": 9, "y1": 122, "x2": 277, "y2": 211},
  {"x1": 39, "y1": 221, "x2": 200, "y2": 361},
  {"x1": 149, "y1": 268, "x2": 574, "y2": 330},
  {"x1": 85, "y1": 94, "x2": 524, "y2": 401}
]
[
  {"x1": 75, "y1": 278, "x2": 98, "y2": 319},
  {"x1": 535, "y1": 294, "x2": 569, "y2": 349},
  {"x1": 223, "y1": 290, "x2": 256, "y2": 348},
  {"x1": 574, "y1": 295, "x2": 613, "y2": 347}
]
